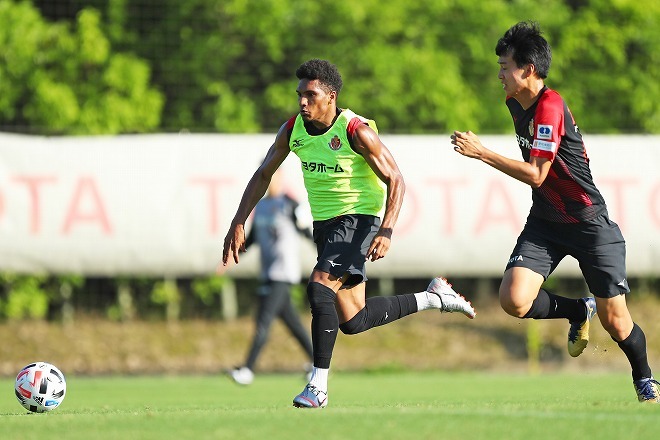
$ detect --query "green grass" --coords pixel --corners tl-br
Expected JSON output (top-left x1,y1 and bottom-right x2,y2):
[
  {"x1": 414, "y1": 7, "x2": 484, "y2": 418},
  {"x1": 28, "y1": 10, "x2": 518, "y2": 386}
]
[{"x1": 1, "y1": 372, "x2": 658, "y2": 440}]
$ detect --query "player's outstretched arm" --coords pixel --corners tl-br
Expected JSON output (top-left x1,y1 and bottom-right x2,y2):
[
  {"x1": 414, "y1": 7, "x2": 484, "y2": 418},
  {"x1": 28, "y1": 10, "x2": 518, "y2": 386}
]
[
  {"x1": 450, "y1": 130, "x2": 552, "y2": 188},
  {"x1": 352, "y1": 123, "x2": 405, "y2": 262},
  {"x1": 221, "y1": 124, "x2": 291, "y2": 267}
]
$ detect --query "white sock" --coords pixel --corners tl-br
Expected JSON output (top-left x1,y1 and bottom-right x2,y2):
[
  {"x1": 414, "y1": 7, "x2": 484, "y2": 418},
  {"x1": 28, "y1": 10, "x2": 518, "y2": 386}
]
[
  {"x1": 414, "y1": 291, "x2": 442, "y2": 311},
  {"x1": 309, "y1": 367, "x2": 329, "y2": 393}
]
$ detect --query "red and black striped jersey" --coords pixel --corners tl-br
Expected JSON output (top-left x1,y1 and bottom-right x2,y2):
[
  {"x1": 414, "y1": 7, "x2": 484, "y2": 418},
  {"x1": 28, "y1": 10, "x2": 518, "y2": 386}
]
[{"x1": 506, "y1": 87, "x2": 607, "y2": 223}]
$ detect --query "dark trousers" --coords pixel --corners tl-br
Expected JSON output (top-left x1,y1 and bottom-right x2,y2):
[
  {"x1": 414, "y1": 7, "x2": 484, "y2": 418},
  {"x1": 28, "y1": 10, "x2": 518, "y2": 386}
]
[{"x1": 245, "y1": 281, "x2": 314, "y2": 370}]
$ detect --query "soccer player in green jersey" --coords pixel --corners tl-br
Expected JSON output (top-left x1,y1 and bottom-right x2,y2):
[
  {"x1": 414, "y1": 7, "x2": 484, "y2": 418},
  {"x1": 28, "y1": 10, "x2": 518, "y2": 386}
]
[{"x1": 223, "y1": 59, "x2": 475, "y2": 408}]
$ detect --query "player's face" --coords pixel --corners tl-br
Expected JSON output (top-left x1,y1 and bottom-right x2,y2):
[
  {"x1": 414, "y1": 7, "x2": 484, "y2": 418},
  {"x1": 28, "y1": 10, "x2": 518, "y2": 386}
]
[
  {"x1": 497, "y1": 53, "x2": 527, "y2": 97},
  {"x1": 296, "y1": 79, "x2": 335, "y2": 124}
]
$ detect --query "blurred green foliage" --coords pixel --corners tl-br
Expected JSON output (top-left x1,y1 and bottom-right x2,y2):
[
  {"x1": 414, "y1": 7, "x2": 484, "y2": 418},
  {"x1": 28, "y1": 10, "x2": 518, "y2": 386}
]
[
  {"x1": 2, "y1": 0, "x2": 659, "y2": 134},
  {"x1": 0, "y1": 0, "x2": 163, "y2": 134},
  {"x1": 0, "y1": 273, "x2": 49, "y2": 319},
  {"x1": 150, "y1": 277, "x2": 181, "y2": 322},
  {"x1": 191, "y1": 275, "x2": 227, "y2": 306}
]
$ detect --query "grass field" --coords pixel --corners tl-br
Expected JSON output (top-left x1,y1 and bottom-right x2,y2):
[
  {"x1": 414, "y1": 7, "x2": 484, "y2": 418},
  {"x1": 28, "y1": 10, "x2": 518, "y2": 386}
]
[{"x1": 1, "y1": 371, "x2": 658, "y2": 440}]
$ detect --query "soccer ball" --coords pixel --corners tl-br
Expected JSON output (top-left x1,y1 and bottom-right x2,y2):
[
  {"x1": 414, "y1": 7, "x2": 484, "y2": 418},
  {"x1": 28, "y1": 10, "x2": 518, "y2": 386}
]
[{"x1": 14, "y1": 362, "x2": 67, "y2": 413}]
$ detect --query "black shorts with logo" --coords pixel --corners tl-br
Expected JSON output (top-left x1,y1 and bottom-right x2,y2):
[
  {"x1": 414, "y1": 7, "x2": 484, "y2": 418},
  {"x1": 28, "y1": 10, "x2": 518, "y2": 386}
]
[
  {"x1": 505, "y1": 214, "x2": 630, "y2": 298},
  {"x1": 312, "y1": 214, "x2": 380, "y2": 289}
]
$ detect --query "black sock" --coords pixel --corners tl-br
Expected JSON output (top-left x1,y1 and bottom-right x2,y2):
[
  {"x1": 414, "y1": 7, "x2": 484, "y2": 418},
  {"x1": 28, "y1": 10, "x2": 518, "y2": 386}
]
[
  {"x1": 523, "y1": 289, "x2": 586, "y2": 322},
  {"x1": 339, "y1": 294, "x2": 418, "y2": 335},
  {"x1": 616, "y1": 323, "x2": 652, "y2": 381},
  {"x1": 307, "y1": 282, "x2": 338, "y2": 369}
]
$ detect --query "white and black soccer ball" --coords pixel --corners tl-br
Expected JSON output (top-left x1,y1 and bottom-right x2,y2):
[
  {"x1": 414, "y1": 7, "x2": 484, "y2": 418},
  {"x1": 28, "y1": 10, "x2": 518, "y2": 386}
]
[{"x1": 14, "y1": 362, "x2": 67, "y2": 413}]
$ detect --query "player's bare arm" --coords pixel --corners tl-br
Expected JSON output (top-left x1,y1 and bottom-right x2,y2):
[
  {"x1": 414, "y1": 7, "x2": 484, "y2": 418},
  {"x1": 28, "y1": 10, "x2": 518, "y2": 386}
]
[
  {"x1": 221, "y1": 124, "x2": 291, "y2": 267},
  {"x1": 352, "y1": 123, "x2": 405, "y2": 262},
  {"x1": 451, "y1": 130, "x2": 552, "y2": 188}
]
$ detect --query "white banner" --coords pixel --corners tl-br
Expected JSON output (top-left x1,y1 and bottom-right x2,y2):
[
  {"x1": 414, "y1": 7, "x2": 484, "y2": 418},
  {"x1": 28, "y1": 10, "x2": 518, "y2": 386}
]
[{"x1": 1, "y1": 132, "x2": 659, "y2": 277}]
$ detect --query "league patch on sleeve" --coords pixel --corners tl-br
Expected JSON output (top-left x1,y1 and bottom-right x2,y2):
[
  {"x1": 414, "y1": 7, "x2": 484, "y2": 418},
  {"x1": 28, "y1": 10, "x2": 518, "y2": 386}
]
[
  {"x1": 536, "y1": 124, "x2": 553, "y2": 140},
  {"x1": 533, "y1": 139, "x2": 557, "y2": 153}
]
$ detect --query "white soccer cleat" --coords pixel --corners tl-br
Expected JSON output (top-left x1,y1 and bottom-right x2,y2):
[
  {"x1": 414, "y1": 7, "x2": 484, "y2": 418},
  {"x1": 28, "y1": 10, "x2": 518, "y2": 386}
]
[
  {"x1": 229, "y1": 366, "x2": 254, "y2": 385},
  {"x1": 293, "y1": 384, "x2": 328, "y2": 408},
  {"x1": 427, "y1": 277, "x2": 476, "y2": 319}
]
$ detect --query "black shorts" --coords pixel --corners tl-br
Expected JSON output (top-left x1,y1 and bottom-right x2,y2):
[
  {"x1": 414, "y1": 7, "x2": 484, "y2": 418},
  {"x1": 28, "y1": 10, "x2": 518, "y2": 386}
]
[
  {"x1": 505, "y1": 214, "x2": 630, "y2": 298},
  {"x1": 312, "y1": 214, "x2": 380, "y2": 289}
]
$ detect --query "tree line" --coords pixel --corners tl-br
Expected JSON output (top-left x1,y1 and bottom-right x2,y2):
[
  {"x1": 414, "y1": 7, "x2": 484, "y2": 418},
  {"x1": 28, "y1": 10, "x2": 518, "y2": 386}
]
[{"x1": 2, "y1": 0, "x2": 658, "y2": 135}]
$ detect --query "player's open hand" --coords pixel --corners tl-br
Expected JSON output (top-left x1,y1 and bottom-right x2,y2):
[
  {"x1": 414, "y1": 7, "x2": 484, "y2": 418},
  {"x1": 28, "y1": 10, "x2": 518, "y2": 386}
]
[
  {"x1": 366, "y1": 228, "x2": 392, "y2": 262},
  {"x1": 222, "y1": 223, "x2": 246, "y2": 266},
  {"x1": 450, "y1": 131, "x2": 484, "y2": 159}
]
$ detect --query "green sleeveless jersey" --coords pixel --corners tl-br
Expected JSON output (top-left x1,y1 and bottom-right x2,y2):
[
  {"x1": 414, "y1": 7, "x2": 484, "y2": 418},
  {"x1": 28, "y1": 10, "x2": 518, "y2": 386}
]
[{"x1": 289, "y1": 109, "x2": 385, "y2": 221}]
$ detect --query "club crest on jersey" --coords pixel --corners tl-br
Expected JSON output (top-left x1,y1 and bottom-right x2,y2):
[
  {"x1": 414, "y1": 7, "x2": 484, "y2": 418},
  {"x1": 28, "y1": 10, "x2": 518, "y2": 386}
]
[
  {"x1": 528, "y1": 119, "x2": 534, "y2": 137},
  {"x1": 328, "y1": 135, "x2": 342, "y2": 151}
]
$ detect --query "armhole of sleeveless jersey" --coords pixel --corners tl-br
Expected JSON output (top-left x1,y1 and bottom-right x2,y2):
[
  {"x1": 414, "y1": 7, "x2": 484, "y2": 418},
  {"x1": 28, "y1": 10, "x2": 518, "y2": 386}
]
[
  {"x1": 347, "y1": 117, "x2": 367, "y2": 153},
  {"x1": 286, "y1": 115, "x2": 297, "y2": 143}
]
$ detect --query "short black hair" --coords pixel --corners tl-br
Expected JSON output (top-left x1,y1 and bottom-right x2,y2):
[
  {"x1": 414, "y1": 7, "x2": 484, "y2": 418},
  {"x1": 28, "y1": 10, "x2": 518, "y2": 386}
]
[
  {"x1": 295, "y1": 59, "x2": 343, "y2": 95},
  {"x1": 495, "y1": 21, "x2": 551, "y2": 79}
]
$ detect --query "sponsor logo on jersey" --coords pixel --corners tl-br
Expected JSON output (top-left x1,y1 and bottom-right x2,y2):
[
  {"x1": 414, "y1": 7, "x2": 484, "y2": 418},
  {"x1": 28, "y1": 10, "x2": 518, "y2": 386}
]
[
  {"x1": 516, "y1": 134, "x2": 532, "y2": 150},
  {"x1": 533, "y1": 139, "x2": 557, "y2": 153},
  {"x1": 537, "y1": 124, "x2": 553, "y2": 140},
  {"x1": 328, "y1": 135, "x2": 342, "y2": 150},
  {"x1": 292, "y1": 138, "x2": 304, "y2": 149},
  {"x1": 301, "y1": 161, "x2": 344, "y2": 173}
]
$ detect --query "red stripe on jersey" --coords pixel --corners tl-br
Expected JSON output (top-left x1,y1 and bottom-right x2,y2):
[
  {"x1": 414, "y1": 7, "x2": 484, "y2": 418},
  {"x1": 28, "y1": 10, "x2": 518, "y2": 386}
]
[
  {"x1": 286, "y1": 115, "x2": 297, "y2": 130},
  {"x1": 347, "y1": 117, "x2": 367, "y2": 137},
  {"x1": 530, "y1": 90, "x2": 564, "y2": 161},
  {"x1": 549, "y1": 159, "x2": 594, "y2": 205},
  {"x1": 285, "y1": 115, "x2": 297, "y2": 142},
  {"x1": 530, "y1": 149, "x2": 555, "y2": 160}
]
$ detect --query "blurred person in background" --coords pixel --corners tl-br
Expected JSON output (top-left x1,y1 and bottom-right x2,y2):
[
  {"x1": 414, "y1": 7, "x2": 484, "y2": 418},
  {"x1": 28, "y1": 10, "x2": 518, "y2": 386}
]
[
  {"x1": 228, "y1": 170, "x2": 314, "y2": 385},
  {"x1": 222, "y1": 58, "x2": 475, "y2": 409},
  {"x1": 451, "y1": 21, "x2": 658, "y2": 403}
]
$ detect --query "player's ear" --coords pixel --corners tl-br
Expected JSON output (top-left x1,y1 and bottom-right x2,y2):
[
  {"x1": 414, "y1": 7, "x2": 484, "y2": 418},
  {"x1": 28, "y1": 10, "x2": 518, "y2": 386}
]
[{"x1": 524, "y1": 63, "x2": 536, "y2": 79}]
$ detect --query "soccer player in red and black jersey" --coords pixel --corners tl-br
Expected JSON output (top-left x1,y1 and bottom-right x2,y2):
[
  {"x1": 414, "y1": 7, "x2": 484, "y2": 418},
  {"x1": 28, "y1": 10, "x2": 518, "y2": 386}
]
[{"x1": 451, "y1": 21, "x2": 659, "y2": 403}]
